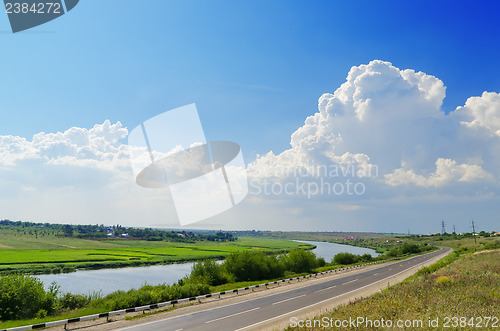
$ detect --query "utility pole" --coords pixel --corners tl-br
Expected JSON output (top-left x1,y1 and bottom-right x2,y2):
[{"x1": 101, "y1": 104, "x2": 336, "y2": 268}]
[
  {"x1": 472, "y1": 220, "x2": 477, "y2": 245},
  {"x1": 453, "y1": 225, "x2": 456, "y2": 234},
  {"x1": 441, "y1": 220, "x2": 446, "y2": 235},
  {"x1": 407, "y1": 228, "x2": 410, "y2": 236}
]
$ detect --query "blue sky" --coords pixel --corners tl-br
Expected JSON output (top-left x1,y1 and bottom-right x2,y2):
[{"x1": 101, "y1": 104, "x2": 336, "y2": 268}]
[
  {"x1": 2, "y1": 1, "x2": 499, "y2": 158},
  {"x1": 1, "y1": 1, "x2": 499, "y2": 233}
]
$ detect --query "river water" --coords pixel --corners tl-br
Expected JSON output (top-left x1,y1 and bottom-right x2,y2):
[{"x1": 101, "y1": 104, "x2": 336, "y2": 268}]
[
  {"x1": 294, "y1": 240, "x2": 378, "y2": 262},
  {"x1": 37, "y1": 240, "x2": 377, "y2": 295}
]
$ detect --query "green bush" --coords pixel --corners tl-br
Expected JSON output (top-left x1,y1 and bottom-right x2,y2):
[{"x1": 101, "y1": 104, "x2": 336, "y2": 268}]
[
  {"x1": 401, "y1": 243, "x2": 421, "y2": 254},
  {"x1": 0, "y1": 274, "x2": 58, "y2": 320},
  {"x1": 333, "y1": 252, "x2": 359, "y2": 265},
  {"x1": 387, "y1": 248, "x2": 400, "y2": 257},
  {"x1": 57, "y1": 293, "x2": 91, "y2": 310},
  {"x1": 35, "y1": 309, "x2": 47, "y2": 319},
  {"x1": 481, "y1": 240, "x2": 500, "y2": 250},
  {"x1": 101, "y1": 283, "x2": 209, "y2": 311},
  {"x1": 189, "y1": 260, "x2": 227, "y2": 286},
  {"x1": 281, "y1": 249, "x2": 318, "y2": 273},
  {"x1": 359, "y1": 253, "x2": 373, "y2": 262},
  {"x1": 224, "y1": 251, "x2": 285, "y2": 281}
]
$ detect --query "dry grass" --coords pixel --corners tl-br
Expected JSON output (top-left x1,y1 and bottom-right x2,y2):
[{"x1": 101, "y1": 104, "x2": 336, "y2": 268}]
[{"x1": 286, "y1": 250, "x2": 500, "y2": 330}]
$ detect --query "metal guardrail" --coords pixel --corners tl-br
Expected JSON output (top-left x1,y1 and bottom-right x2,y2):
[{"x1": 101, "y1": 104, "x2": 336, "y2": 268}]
[{"x1": 1, "y1": 254, "x2": 423, "y2": 331}]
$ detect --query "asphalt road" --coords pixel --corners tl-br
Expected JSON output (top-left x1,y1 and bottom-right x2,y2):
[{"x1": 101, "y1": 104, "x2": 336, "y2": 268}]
[{"x1": 116, "y1": 247, "x2": 451, "y2": 331}]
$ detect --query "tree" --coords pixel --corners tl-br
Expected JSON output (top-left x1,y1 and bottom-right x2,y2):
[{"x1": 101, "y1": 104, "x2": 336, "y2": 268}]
[
  {"x1": 0, "y1": 274, "x2": 58, "y2": 320},
  {"x1": 401, "y1": 243, "x2": 421, "y2": 254},
  {"x1": 281, "y1": 249, "x2": 318, "y2": 273},
  {"x1": 62, "y1": 225, "x2": 73, "y2": 237},
  {"x1": 333, "y1": 252, "x2": 358, "y2": 265},
  {"x1": 189, "y1": 260, "x2": 226, "y2": 286},
  {"x1": 224, "y1": 251, "x2": 284, "y2": 281}
]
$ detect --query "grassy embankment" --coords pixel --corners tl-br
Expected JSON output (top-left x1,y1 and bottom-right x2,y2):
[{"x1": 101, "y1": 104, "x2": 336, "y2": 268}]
[
  {"x1": 0, "y1": 238, "x2": 433, "y2": 327},
  {"x1": 286, "y1": 242, "x2": 500, "y2": 330},
  {"x1": 0, "y1": 229, "x2": 429, "y2": 329},
  {"x1": 0, "y1": 229, "x2": 312, "y2": 275},
  {"x1": 0, "y1": 230, "x2": 313, "y2": 329}
]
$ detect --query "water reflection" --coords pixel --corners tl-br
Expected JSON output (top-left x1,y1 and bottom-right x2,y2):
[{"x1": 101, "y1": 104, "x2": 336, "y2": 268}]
[{"x1": 38, "y1": 240, "x2": 377, "y2": 295}]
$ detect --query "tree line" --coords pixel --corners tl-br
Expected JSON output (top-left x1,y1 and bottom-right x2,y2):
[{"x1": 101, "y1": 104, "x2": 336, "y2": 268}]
[{"x1": 0, "y1": 220, "x2": 236, "y2": 242}]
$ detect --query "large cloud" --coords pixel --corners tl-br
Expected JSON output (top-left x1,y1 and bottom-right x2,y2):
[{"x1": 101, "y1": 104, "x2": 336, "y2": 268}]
[
  {"x1": 249, "y1": 60, "x2": 498, "y2": 202},
  {"x1": 1, "y1": 60, "x2": 499, "y2": 232},
  {"x1": 385, "y1": 158, "x2": 492, "y2": 188},
  {"x1": 0, "y1": 121, "x2": 180, "y2": 226},
  {"x1": 0, "y1": 120, "x2": 128, "y2": 168},
  {"x1": 458, "y1": 92, "x2": 500, "y2": 137},
  {"x1": 0, "y1": 120, "x2": 133, "y2": 191}
]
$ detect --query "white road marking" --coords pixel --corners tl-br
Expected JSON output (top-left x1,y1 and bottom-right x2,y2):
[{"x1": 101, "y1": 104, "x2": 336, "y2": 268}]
[
  {"x1": 342, "y1": 279, "x2": 358, "y2": 285},
  {"x1": 205, "y1": 307, "x2": 260, "y2": 324},
  {"x1": 234, "y1": 256, "x2": 444, "y2": 331},
  {"x1": 272, "y1": 294, "x2": 306, "y2": 305},
  {"x1": 314, "y1": 285, "x2": 337, "y2": 293},
  {"x1": 116, "y1": 249, "x2": 451, "y2": 331}
]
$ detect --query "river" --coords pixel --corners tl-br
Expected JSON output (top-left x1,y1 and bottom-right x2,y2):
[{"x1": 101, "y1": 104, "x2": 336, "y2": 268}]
[{"x1": 37, "y1": 240, "x2": 377, "y2": 295}]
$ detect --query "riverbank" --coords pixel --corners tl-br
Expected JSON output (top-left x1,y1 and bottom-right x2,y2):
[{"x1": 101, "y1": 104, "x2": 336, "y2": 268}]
[
  {"x1": 0, "y1": 246, "x2": 447, "y2": 330},
  {"x1": 0, "y1": 236, "x2": 311, "y2": 275},
  {"x1": 35, "y1": 240, "x2": 377, "y2": 296},
  {"x1": 0, "y1": 241, "x2": 426, "y2": 329}
]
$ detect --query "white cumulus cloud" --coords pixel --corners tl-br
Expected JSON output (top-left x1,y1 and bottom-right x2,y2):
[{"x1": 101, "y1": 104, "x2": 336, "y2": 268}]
[
  {"x1": 458, "y1": 91, "x2": 500, "y2": 137},
  {"x1": 385, "y1": 158, "x2": 493, "y2": 187},
  {"x1": 1, "y1": 60, "x2": 499, "y2": 232},
  {"x1": 249, "y1": 60, "x2": 498, "y2": 201}
]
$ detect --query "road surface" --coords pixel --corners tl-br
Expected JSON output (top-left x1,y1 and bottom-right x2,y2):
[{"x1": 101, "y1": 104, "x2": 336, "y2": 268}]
[{"x1": 115, "y1": 247, "x2": 451, "y2": 331}]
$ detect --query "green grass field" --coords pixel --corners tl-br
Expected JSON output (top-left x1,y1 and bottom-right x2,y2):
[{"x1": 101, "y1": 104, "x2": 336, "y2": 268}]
[{"x1": 0, "y1": 231, "x2": 311, "y2": 274}]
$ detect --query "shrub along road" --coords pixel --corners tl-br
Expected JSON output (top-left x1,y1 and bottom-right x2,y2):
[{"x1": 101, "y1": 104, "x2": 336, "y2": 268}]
[{"x1": 97, "y1": 247, "x2": 451, "y2": 331}]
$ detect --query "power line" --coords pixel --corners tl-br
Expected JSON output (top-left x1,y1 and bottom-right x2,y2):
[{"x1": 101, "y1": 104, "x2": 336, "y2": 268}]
[
  {"x1": 472, "y1": 220, "x2": 477, "y2": 245},
  {"x1": 441, "y1": 220, "x2": 446, "y2": 235}
]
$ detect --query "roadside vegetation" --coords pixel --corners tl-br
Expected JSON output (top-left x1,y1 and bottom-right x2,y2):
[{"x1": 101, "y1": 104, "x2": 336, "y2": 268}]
[
  {"x1": 0, "y1": 239, "x2": 432, "y2": 328},
  {"x1": 0, "y1": 249, "x2": 318, "y2": 326},
  {"x1": 2, "y1": 224, "x2": 494, "y2": 329},
  {"x1": 286, "y1": 247, "x2": 500, "y2": 331}
]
